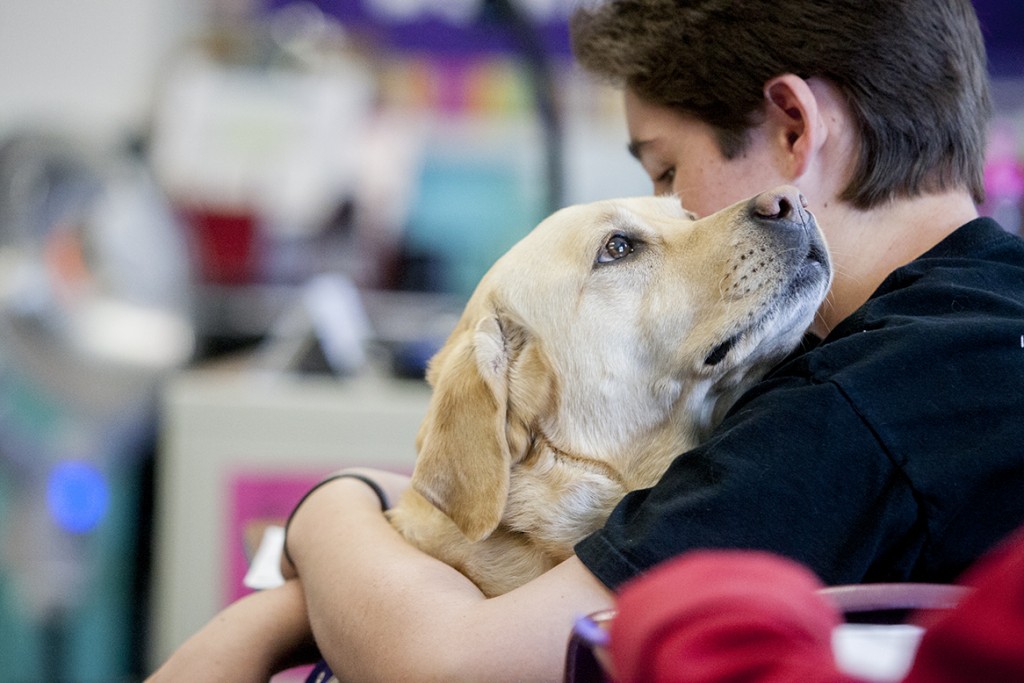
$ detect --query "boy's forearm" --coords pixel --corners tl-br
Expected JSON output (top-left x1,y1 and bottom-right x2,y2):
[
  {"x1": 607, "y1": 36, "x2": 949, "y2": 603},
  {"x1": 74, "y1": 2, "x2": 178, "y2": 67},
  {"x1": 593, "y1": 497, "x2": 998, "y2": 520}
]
[
  {"x1": 146, "y1": 579, "x2": 316, "y2": 683},
  {"x1": 288, "y1": 475, "x2": 614, "y2": 682},
  {"x1": 290, "y1": 476, "x2": 476, "y2": 680}
]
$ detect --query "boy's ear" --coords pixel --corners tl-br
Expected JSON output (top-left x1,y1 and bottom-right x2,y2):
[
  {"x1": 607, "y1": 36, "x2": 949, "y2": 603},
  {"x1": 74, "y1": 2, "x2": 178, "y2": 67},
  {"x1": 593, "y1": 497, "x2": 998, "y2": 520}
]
[{"x1": 764, "y1": 74, "x2": 824, "y2": 179}]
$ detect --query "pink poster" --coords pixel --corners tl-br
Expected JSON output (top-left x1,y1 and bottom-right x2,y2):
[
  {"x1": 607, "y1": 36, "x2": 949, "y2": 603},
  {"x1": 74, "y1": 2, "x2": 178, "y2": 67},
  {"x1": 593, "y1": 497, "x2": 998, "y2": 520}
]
[{"x1": 226, "y1": 470, "x2": 330, "y2": 603}]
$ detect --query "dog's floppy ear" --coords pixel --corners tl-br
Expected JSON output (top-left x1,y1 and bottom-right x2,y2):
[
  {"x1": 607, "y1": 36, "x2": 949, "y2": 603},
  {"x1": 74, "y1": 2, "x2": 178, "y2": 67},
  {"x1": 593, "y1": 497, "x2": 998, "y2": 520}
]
[{"x1": 411, "y1": 313, "x2": 517, "y2": 542}]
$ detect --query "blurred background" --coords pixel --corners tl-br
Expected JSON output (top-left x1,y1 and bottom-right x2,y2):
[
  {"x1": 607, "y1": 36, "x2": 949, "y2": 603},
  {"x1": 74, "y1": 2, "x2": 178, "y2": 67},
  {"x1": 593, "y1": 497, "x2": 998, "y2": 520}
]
[{"x1": 0, "y1": 0, "x2": 1021, "y2": 680}]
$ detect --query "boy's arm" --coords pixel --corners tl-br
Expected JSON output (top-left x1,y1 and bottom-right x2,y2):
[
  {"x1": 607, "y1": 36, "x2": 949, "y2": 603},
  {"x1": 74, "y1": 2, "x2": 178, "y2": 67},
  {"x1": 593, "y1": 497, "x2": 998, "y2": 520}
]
[
  {"x1": 145, "y1": 578, "x2": 317, "y2": 683},
  {"x1": 287, "y1": 472, "x2": 615, "y2": 683}
]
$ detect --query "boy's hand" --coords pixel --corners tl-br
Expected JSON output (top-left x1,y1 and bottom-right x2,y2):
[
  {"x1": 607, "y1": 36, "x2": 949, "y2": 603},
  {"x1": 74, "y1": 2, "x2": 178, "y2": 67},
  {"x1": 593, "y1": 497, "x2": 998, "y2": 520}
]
[{"x1": 145, "y1": 579, "x2": 315, "y2": 683}]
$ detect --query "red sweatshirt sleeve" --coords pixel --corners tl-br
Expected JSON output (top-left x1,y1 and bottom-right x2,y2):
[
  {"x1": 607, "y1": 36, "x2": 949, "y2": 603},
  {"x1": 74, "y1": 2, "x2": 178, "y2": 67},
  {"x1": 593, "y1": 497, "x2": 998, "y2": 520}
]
[{"x1": 903, "y1": 530, "x2": 1024, "y2": 683}]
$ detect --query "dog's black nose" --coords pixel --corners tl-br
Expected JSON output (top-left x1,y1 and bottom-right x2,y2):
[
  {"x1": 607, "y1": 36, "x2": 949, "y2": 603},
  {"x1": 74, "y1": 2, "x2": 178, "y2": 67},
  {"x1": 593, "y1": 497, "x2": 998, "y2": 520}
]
[{"x1": 751, "y1": 186, "x2": 808, "y2": 223}]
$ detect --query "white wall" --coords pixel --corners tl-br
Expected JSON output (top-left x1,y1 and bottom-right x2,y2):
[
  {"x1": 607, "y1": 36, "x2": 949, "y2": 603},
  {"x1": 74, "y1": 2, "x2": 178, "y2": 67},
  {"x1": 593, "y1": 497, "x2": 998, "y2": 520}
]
[{"x1": 0, "y1": 0, "x2": 206, "y2": 146}]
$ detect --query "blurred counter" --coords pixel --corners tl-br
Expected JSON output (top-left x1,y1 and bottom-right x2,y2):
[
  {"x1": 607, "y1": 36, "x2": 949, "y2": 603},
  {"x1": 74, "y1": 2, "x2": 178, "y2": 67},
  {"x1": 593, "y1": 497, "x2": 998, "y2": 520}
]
[{"x1": 149, "y1": 361, "x2": 431, "y2": 669}]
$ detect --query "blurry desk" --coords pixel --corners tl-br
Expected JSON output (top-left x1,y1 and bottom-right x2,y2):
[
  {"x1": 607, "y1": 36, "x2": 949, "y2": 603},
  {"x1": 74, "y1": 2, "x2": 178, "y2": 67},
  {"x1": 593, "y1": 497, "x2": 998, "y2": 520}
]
[{"x1": 150, "y1": 362, "x2": 431, "y2": 668}]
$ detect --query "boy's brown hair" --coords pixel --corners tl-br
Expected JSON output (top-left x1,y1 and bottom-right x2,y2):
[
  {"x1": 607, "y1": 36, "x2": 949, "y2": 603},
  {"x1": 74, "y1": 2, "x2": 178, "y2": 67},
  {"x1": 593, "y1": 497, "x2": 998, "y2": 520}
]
[{"x1": 570, "y1": 0, "x2": 992, "y2": 208}]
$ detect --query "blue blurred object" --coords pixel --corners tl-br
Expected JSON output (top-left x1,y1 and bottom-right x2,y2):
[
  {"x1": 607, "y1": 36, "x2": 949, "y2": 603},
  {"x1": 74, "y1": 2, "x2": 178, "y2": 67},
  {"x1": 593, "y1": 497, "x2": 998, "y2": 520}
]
[
  {"x1": 391, "y1": 337, "x2": 446, "y2": 379},
  {"x1": 47, "y1": 461, "x2": 110, "y2": 535}
]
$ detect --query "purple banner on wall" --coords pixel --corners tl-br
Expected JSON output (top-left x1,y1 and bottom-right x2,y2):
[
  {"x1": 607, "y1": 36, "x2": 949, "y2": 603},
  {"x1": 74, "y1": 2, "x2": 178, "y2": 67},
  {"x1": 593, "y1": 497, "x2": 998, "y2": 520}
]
[
  {"x1": 262, "y1": 0, "x2": 574, "y2": 57},
  {"x1": 264, "y1": 0, "x2": 1023, "y2": 76},
  {"x1": 973, "y1": 0, "x2": 1024, "y2": 78}
]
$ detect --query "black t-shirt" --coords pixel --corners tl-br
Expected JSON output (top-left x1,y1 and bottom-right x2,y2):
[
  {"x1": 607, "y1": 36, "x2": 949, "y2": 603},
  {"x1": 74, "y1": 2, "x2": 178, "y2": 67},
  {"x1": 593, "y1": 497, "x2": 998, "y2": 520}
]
[{"x1": 576, "y1": 217, "x2": 1024, "y2": 589}]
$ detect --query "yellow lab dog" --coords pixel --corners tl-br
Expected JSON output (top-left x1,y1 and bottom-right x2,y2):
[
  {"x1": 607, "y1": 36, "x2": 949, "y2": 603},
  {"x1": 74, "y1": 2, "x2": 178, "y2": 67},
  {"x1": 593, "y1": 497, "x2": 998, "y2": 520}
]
[{"x1": 387, "y1": 186, "x2": 831, "y2": 596}]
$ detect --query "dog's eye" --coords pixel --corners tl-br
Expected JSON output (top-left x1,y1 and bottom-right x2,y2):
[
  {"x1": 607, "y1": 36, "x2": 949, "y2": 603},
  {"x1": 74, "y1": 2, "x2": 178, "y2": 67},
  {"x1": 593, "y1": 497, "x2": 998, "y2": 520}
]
[{"x1": 597, "y1": 234, "x2": 634, "y2": 264}]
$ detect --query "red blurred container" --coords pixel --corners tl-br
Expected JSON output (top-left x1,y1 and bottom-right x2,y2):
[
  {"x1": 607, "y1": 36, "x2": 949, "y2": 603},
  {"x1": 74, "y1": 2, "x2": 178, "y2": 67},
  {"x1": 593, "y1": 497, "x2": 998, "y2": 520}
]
[{"x1": 179, "y1": 207, "x2": 259, "y2": 284}]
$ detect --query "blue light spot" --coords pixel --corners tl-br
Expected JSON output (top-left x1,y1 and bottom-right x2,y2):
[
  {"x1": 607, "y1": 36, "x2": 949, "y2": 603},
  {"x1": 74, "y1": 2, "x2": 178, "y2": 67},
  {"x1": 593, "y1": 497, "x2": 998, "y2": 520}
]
[{"x1": 47, "y1": 461, "x2": 109, "y2": 534}]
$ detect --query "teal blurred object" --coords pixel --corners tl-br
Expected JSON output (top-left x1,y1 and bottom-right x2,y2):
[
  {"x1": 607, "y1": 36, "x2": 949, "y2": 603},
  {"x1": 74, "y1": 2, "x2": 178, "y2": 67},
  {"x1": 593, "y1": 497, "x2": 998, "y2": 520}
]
[{"x1": 403, "y1": 152, "x2": 545, "y2": 298}]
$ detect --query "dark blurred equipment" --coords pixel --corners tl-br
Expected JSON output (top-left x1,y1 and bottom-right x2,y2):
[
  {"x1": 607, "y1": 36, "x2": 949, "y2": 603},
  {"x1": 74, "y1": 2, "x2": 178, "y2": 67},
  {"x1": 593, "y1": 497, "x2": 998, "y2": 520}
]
[
  {"x1": 482, "y1": 0, "x2": 565, "y2": 215},
  {"x1": 0, "y1": 131, "x2": 194, "y2": 681}
]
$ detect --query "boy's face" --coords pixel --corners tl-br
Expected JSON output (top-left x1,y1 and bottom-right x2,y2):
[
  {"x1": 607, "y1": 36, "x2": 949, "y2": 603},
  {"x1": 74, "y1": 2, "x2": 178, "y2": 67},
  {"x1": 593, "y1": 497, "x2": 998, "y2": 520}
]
[{"x1": 624, "y1": 89, "x2": 788, "y2": 218}]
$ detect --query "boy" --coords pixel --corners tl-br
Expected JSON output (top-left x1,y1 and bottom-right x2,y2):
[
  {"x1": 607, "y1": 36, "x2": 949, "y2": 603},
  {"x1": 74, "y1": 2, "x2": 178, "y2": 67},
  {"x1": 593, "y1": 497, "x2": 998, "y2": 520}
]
[{"x1": 149, "y1": 2, "x2": 1024, "y2": 681}]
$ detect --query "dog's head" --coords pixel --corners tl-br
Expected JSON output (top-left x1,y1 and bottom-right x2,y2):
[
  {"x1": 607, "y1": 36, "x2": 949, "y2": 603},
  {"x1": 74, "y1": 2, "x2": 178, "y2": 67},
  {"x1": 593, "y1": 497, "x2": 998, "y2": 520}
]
[{"x1": 411, "y1": 186, "x2": 832, "y2": 542}]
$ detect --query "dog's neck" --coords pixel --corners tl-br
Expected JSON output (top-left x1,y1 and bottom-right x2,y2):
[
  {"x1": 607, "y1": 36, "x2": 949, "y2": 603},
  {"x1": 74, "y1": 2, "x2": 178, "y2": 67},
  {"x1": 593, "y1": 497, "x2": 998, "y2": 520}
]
[{"x1": 532, "y1": 431, "x2": 627, "y2": 489}]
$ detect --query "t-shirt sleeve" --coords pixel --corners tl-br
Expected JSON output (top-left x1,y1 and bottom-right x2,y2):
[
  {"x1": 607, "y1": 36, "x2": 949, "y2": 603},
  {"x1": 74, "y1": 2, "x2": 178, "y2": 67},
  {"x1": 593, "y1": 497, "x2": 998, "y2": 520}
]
[{"x1": 576, "y1": 375, "x2": 919, "y2": 590}]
